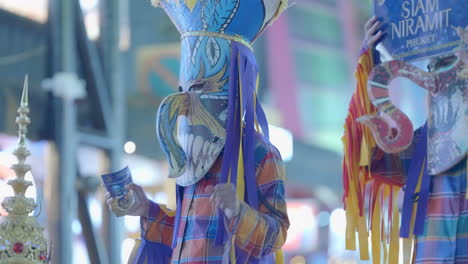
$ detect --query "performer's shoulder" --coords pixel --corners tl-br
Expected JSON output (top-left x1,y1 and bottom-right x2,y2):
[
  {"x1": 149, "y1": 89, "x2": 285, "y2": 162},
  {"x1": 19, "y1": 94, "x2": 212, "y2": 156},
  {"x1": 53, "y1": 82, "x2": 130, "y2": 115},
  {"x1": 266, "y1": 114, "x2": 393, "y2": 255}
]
[{"x1": 254, "y1": 133, "x2": 283, "y2": 167}]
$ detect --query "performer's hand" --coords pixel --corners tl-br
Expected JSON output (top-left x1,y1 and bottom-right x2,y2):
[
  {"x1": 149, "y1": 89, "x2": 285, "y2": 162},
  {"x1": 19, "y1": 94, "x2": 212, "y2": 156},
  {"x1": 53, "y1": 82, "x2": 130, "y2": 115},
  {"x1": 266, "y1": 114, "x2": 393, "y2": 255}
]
[
  {"x1": 364, "y1": 16, "x2": 383, "y2": 49},
  {"x1": 105, "y1": 183, "x2": 150, "y2": 217},
  {"x1": 210, "y1": 184, "x2": 241, "y2": 219}
]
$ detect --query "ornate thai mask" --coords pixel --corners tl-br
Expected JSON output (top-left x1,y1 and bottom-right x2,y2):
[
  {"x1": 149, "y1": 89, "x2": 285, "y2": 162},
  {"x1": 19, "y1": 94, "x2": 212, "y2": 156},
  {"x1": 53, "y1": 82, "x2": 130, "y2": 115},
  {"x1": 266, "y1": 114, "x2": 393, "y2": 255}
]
[
  {"x1": 359, "y1": 56, "x2": 467, "y2": 175},
  {"x1": 156, "y1": 64, "x2": 229, "y2": 186}
]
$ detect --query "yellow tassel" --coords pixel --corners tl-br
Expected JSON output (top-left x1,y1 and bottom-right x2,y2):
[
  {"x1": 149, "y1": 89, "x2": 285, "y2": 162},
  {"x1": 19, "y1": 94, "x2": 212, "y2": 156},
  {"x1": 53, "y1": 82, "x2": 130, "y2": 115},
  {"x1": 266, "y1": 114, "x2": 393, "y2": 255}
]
[
  {"x1": 275, "y1": 250, "x2": 284, "y2": 264},
  {"x1": 381, "y1": 187, "x2": 389, "y2": 264},
  {"x1": 359, "y1": 137, "x2": 371, "y2": 166},
  {"x1": 159, "y1": 204, "x2": 176, "y2": 217},
  {"x1": 407, "y1": 160, "x2": 425, "y2": 233},
  {"x1": 371, "y1": 190, "x2": 381, "y2": 264},
  {"x1": 230, "y1": 235, "x2": 236, "y2": 264},
  {"x1": 402, "y1": 238, "x2": 413, "y2": 264},
  {"x1": 255, "y1": 74, "x2": 260, "y2": 94},
  {"x1": 383, "y1": 234, "x2": 388, "y2": 264},
  {"x1": 388, "y1": 187, "x2": 400, "y2": 264},
  {"x1": 345, "y1": 204, "x2": 357, "y2": 251},
  {"x1": 345, "y1": 186, "x2": 357, "y2": 250},
  {"x1": 236, "y1": 55, "x2": 245, "y2": 201},
  {"x1": 343, "y1": 49, "x2": 377, "y2": 262},
  {"x1": 357, "y1": 216, "x2": 370, "y2": 260},
  {"x1": 254, "y1": 75, "x2": 261, "y2": 133}
]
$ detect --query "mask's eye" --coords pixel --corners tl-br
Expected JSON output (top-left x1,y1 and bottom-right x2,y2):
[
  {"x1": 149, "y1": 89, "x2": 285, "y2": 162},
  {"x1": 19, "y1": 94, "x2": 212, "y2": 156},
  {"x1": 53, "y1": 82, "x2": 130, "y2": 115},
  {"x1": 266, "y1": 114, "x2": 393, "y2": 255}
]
[
  {"x1": 436, "y1": 56, "x2": 456, "y2": 68},
  {"x1": 178, "y1": 86, "x2": 183, "y2": 92},
  {"x1": 428, "y1": 55, "x2": 457, "y2": 72},
  {"x1": 189, "y1": 83, "x2": 205, "y2": 92}
]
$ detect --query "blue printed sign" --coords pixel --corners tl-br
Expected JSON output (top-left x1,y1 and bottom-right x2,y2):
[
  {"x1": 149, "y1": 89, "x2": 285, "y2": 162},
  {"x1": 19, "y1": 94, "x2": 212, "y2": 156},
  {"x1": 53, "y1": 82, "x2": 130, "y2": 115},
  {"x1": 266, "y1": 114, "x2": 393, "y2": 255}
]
[
  {"x1": 101, "y1": 166, "x2": 135, "y2": 211},
  {"x1": 373, "y1": 0, "x2": 468, "y2": 61},
  {"x1": 102, "y1": 166, "x2": 133, "y2": 197}
]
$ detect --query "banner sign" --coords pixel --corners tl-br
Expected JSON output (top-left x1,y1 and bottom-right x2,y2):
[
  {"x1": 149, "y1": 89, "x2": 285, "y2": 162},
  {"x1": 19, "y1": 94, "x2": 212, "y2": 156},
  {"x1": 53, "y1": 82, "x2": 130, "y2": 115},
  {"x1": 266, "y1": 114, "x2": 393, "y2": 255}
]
[{"x1": 374, "y1": 0, "x2": 468, "y2": 61}]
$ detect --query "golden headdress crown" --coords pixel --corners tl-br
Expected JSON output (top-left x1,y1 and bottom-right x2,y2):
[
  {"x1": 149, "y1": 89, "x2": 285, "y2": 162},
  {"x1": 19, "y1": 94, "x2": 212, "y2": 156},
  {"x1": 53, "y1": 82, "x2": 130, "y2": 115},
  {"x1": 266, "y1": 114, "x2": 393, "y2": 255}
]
[{"x1": 0, "y1": 76, "x2": 50, "y2": 264}]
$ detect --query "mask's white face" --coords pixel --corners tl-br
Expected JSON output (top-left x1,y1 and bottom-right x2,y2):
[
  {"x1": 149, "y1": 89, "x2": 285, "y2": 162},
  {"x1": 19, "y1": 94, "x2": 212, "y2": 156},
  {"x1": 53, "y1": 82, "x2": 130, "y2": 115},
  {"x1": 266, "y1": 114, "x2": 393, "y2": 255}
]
[{"x1": 156, "y1": 91, "x2": 228, "y2": 186}]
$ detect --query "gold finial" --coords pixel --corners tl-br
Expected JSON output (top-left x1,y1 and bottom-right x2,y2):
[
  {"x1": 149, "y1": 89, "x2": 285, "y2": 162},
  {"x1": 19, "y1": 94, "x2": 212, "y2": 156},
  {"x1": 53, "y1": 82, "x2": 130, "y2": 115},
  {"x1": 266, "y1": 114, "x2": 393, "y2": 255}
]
[
  {"x1": 1, "y1": 75, "x2": 35, "y2": 215},
  {"x1": 21, "y1": 75, "x2": 29, "y2": 107},
  {"x1": 0, "y1": 75, "x2": 49, "y2": 263}
]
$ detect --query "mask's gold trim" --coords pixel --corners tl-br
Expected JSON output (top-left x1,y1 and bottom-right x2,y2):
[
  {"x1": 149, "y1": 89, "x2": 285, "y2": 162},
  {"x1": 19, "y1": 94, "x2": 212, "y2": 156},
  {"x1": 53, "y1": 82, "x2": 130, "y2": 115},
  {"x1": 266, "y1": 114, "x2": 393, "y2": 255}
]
[{"x1": 181, "y1": 31, "x2": 253, "y2": 51}]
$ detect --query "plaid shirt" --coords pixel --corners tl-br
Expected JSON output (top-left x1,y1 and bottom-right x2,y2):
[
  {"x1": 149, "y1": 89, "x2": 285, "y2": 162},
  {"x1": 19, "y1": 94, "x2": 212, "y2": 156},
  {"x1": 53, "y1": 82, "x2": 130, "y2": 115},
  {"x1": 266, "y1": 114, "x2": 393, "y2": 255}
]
[
  {"x1": 369, "y1": 126, "x2": 425, "y2": 185},
  {"x1": 141, "y1": 136, "x2": 289, "y2": 263}
]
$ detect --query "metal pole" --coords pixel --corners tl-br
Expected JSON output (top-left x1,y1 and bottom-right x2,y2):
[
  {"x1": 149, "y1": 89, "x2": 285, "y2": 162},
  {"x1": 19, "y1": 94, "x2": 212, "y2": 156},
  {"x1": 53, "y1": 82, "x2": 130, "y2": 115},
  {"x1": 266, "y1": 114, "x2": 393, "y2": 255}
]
[
  {"x1": 46, "y1": 0, "x2": 78, "y2": 262},
  {"x1": 78, "y1": 189, "x2": 107, "y2": 264},
  {"x1": 61, "y1": 0, "x2": 77, "y2": 72},
  {"x1": 101, "y1": 0, "x2": 124, "y2": 262},
  {"x1": 56, "y1": 92, "x2": 78, "y2": 263},
  {"x1": 58, "y1": 0, "x2": 78, "y2": 259}
]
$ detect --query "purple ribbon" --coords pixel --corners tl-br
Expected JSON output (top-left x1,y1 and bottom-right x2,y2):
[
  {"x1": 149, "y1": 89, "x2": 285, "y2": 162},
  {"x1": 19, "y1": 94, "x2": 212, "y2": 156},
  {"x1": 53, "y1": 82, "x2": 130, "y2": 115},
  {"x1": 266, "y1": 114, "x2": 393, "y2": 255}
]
[
  {"x1": 413, "y1": 159, "x2": 430, "y2": 235},
  {"x1": 214, "y1": 41, "x2": 264, "y2": 246},
  {"x1": 172, "y1": 185, "x2": 184, "y2": 249},
  {"x1": 239, "y1": 46, "x2": 260, "y2": 210},
  {"x1": 147, "y1": 201, "x2": 159, "y2": 222},
  {"x1": 400, "y1": 123, "x2": 429, "y2": 237}
]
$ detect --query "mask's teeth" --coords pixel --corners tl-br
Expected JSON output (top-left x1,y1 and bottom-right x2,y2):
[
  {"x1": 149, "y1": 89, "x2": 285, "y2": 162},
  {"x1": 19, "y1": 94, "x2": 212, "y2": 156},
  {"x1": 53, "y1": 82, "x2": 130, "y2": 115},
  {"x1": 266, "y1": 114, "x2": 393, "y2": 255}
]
[
  {"x1": 202, "y1": 141, "x2": 209, "y2": 159},
  {"x1": 187, "y1": 134, "x2": 195, "y2": 160},
  {"x1": 200, "y1": 94, "x2": 228, "y2": 100},
  {"x1": 193, "y1": 136, "x2": 203, "y2": 159}
]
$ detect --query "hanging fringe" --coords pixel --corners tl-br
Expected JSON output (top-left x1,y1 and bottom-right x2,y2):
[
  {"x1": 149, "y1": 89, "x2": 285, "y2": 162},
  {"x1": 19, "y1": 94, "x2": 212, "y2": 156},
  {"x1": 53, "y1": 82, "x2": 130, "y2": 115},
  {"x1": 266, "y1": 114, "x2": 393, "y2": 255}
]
[
  {"x1": 342, "y1": 49, "x2": 406, "y2": 263},
  {"x1": 342, "y1": 49, "x2": 376, "y2": 259},
  {"x1": 388, "y1": 187, "x2": 400, "y2": 264}
]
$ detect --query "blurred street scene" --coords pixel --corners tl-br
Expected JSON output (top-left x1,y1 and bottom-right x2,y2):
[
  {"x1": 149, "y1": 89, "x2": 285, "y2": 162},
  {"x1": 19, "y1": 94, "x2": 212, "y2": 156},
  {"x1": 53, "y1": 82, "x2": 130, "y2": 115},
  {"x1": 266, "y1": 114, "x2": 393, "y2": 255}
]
[{"x1": 0, "y1": 0, "x2": 429, "y2": 263}]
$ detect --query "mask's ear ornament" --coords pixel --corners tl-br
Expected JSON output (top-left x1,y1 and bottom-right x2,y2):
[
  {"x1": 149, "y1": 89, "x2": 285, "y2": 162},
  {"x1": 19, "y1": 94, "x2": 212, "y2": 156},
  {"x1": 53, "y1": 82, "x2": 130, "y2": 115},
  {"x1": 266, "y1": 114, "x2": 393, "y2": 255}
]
[{"x1": 358, "y1": 60, "x2": 438, "y2": 153}]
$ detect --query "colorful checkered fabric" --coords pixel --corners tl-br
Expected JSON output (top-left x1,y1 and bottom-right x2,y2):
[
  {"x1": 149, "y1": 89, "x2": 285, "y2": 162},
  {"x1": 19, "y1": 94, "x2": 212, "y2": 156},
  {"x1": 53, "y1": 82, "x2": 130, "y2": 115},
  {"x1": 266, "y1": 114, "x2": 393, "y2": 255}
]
[
  {"x1": 370, "y1": 126, "x2": 468, "y2": 263},
  {"x1": 369, "y1": 127, "x2": 425, "y2": 186},
  {"x1": 140, "y1": 136, "x2": 289, "y2": 264},
  {"x1": 414, "y1": 159, "x2": 468, "y2": 264}
]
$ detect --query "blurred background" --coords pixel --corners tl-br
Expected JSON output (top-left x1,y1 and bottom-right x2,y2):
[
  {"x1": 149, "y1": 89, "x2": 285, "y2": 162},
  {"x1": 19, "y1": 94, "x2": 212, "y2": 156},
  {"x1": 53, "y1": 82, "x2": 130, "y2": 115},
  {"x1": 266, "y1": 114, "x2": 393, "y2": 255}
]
[{"x1": 0, "y1": 0, "x2": 428, "y2": 263}]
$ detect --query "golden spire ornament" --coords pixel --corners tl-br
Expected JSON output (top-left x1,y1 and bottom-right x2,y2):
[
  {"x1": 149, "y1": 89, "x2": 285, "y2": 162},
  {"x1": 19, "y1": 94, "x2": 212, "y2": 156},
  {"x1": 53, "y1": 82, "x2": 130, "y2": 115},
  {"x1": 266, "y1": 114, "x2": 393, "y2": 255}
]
[{"x1": 0, "y1": 75, "x2": 50, "y2": 263}]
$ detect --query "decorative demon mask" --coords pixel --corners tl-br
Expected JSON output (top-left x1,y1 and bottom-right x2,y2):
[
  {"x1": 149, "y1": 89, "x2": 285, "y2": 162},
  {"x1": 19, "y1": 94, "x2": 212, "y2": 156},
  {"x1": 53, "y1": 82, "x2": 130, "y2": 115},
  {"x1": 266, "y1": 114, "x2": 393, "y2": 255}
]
[
  {"x1": 156, "y1": 63, "x2": 230, "y2": 186},
  {"x1": 359, "y1": 53, "x2": 467, "y2": 175}
]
